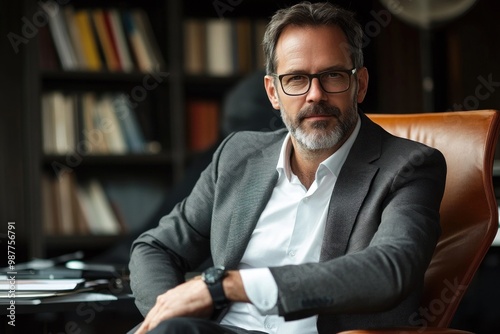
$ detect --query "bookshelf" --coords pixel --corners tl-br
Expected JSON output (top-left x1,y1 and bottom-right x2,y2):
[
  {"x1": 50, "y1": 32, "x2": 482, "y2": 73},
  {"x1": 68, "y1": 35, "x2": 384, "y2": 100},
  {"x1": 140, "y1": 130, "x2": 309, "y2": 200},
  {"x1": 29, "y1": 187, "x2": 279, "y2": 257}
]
[
  {"x1": 0, "y1": 0, "x2": 176, "y2": 261},
  {"x1": 1, "y1": 0, "x2": 285, "y2": 263}
]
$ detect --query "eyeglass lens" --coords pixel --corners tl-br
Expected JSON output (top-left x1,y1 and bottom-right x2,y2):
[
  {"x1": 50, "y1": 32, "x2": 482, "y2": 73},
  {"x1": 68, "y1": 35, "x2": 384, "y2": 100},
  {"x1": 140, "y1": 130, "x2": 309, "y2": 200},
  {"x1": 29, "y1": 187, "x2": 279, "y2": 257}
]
[{"x1": 281, "y1": 71, "x2": 351, "y2": 95}]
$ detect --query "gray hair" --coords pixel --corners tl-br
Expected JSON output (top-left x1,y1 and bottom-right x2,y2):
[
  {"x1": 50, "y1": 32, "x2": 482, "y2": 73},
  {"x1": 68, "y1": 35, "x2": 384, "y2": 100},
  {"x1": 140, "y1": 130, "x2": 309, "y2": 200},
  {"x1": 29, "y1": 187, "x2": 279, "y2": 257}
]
[{"x1": 263, "y1": 1, "x2": 364, "y2": 74}]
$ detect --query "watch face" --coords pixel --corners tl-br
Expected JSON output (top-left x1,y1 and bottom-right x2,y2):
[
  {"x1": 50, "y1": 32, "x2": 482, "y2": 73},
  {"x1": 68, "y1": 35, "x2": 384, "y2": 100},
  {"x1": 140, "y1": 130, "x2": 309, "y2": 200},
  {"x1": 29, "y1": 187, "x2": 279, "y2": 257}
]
[{"x1": 203, "y1": 266, "x2": 225, "y2": 284}]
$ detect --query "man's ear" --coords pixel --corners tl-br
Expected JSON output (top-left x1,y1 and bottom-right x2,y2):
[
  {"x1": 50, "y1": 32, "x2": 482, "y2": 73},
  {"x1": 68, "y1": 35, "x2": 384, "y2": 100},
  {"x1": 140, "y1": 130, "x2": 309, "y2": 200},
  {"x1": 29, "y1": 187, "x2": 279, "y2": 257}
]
[
  {"x1": 356, "y1": 67, "x2": 369, "y2": 104},
  {"x1": 264, "y1": 75, "x2": 281, "y2": 110}
]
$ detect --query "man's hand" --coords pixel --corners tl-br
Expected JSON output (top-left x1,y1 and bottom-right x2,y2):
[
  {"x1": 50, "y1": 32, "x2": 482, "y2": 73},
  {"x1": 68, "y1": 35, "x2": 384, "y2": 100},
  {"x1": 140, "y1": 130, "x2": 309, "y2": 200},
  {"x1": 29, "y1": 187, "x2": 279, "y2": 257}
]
[
  {"x1": 134, "y1": 277, "x2": 213, "y2": 334},
  {"x1": 134, "y1": 270, "x2": 248, "y2": 333}
]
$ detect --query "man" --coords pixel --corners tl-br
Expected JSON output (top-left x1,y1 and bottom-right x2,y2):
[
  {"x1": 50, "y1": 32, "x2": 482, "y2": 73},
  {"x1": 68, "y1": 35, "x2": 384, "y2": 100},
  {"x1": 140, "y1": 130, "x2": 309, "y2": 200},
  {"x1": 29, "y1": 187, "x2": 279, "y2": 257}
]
[{"x1": 129, "y1": 2, "x2": 447, "y2": 333}]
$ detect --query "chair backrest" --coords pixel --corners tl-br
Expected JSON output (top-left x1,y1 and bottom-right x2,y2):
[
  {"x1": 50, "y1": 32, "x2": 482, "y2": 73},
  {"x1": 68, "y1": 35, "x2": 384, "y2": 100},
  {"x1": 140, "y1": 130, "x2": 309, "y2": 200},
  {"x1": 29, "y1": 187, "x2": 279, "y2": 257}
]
[{"x1": 367, "y1": 110, "x2": 500, "y2": 327}]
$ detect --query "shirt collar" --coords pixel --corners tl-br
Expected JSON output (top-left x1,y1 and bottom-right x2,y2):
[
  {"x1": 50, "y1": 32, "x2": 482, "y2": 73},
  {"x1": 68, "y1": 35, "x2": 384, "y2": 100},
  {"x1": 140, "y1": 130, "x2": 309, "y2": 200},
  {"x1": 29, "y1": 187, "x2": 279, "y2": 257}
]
[{"x1": 276, "y1": 116, "x2": 361, "y2": 181}]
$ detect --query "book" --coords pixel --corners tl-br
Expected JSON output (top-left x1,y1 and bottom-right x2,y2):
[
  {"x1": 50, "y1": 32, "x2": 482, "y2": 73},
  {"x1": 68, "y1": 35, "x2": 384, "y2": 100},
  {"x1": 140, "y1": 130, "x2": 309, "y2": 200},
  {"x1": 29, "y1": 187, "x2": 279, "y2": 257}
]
[
  {"x1": 69, "y1": 176, "x2": 91, "y2": 236},
  {"x1": 73, "y1": 9, "x2": 103, "y2": 71},
  {"x1": 122, "y1": 10, "x2": 153, "y2": 72},
  {"x1": 106, "y1": 9, "x2": 134, "y2": 72},
  {"x1": 183, "y1": 18, "x2": 206, "y2": 75},
  {"x1": 80, "y1": 92, "x2": 109, "y2": 154},
  {"x1": 41, "y1": 172, "x2": 91, "y2": 236},
  {"x1": 232, "y1": 19, "x2": 252, "y2": 74},
  {"x1": 112, "y1": 94, "x2": 147, "y2": 153},
  {"x1": 206, "y1": 19, "x2": 233, "y2": 76},
  {"x1": 187, "y1": 100, "x2": 220, "y2": 152},
  {"x1": 40, "y1": 0, "x2": 79, "y2": 70},
  {"x1": 92, "y1": 8, "x2": 121, "y2": 71},
  {"x1": 96, "y1": 95, "x2": 127, "y2": 154},
  {"x1": 53, "y1": 91, "x2": 68, "y2": 153},
  {"x1": 41, "y1": 93, "x2": 56, "y2": 153},
  {"x1": 77, "y1": 179, "x2": 122, "y2": 235},
  {"x1": 42, "y1": 91, "x2": 75, "y2": 154},
  {"x1": 54, "y1": 172, "x2": 75, "y2": 235},
  {"x1": 64, "y1": 6, "x2": 88, "y2": 69},
  {"x1": 38, "y1": 24, "x2": 60, "y2": 70},
  {"x1": 64, "y1": 93, "x2": 77, "y2": 153},
  {"x1": 131, "y1": 9, "x2": 166, "y2": 71}
]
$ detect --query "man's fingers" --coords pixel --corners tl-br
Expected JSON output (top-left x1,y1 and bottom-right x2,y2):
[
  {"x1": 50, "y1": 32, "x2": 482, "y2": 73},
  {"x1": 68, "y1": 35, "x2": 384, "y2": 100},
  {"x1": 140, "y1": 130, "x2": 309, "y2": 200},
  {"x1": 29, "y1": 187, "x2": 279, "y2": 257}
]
[
  {"x1": 134, "y1": 321, "x2": 149, "y2": 334},
  {"x1": 134, "y1": 279, "x2": 214, "y2": 333}
]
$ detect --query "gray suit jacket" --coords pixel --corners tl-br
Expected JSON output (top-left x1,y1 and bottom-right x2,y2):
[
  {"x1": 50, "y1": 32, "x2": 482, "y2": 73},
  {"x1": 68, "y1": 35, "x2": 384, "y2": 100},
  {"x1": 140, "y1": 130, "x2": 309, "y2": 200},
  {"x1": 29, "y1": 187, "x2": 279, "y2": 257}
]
[{"x1": 129, "y1": 112, "x2": 447, "y2": 332}]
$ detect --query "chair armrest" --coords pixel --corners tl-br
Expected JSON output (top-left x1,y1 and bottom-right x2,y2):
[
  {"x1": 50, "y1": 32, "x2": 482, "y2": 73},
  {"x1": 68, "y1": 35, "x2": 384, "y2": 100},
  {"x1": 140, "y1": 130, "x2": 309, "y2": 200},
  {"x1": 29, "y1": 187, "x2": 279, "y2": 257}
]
[{"x1": 337, "y1": 328, "x2": 474, "y2": 334}]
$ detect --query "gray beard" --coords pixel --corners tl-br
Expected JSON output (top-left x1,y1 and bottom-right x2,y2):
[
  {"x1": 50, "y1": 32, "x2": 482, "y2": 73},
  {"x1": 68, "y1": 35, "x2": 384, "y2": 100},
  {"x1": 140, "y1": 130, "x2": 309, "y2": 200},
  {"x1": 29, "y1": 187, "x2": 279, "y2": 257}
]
[{"x1": 281, "y1": 103, "x2": 358, "y2": 151}]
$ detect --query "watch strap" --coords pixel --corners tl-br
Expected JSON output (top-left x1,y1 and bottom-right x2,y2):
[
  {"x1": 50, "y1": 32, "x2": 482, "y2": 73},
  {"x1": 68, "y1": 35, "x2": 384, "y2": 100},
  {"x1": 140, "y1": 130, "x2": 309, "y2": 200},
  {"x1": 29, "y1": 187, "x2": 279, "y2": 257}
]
[{"x1": 206, "y1": 279, "x2": 228, "y2": 309}]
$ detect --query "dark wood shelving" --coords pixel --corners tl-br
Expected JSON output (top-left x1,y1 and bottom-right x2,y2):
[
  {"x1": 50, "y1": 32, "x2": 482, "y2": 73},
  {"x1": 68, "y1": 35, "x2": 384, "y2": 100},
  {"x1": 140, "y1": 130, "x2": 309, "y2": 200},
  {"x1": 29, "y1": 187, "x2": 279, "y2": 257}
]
[
  {"x1": 42, "y1": 152, "x2": 174, "y2": 167},
  {"x1": 41, "y1": 70, "x2": 170, "y2": 84},
  {"x1": 184, "y1": 75, "x2": 244, "y2": 98}
]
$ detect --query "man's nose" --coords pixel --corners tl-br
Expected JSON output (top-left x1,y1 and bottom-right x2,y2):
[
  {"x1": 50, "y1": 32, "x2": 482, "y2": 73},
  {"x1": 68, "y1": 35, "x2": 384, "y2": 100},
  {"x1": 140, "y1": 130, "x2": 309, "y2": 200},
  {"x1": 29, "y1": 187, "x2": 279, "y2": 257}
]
[{"x1": 306, "y1": 77, "x2": 327, "y2": 102}]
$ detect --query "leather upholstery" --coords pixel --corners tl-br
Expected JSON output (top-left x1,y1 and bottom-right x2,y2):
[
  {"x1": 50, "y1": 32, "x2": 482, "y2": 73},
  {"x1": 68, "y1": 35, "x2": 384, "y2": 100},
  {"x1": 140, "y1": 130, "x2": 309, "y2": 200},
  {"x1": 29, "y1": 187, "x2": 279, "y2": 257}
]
[{"x1": 337, "y1": 110, "x2": 500, "y2": 334}]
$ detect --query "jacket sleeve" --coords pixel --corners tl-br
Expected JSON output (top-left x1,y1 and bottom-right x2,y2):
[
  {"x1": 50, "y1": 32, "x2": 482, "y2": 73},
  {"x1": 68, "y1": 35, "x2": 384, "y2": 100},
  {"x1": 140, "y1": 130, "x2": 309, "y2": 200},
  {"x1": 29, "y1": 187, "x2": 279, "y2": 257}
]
[{"x1": 128, "y1": 133, "x2": 239, "y2": 316}]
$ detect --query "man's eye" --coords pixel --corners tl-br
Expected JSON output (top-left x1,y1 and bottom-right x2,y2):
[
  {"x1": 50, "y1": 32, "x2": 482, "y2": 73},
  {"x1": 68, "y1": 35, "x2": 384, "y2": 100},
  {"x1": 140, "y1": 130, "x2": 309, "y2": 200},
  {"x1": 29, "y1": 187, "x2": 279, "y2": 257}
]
[
  {"x1": 327, "y1": 72, "x2": 342, "y2": 78},
  {"x1": 289, "y1": 75, "x2": 306, "y2": 82}
]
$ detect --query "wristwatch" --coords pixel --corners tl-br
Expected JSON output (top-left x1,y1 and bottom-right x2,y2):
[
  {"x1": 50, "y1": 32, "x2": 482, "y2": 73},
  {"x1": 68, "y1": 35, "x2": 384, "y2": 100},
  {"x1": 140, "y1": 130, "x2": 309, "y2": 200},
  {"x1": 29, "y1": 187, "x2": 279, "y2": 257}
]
[{"x1": 201, "y1": 265, "x2": 229, "y2": 309}]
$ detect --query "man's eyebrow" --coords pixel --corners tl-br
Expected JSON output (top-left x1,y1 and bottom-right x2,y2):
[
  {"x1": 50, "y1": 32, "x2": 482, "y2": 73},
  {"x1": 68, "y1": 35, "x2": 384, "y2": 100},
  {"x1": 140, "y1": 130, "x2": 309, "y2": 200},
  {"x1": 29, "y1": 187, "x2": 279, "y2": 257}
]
[{"x1": 321, "y1": 65, "x2": 353, "y2": 71}]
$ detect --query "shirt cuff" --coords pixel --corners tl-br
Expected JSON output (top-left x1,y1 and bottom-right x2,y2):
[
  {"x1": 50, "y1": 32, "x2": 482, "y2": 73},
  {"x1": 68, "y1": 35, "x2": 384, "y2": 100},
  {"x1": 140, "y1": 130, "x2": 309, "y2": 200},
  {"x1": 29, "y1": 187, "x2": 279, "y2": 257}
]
[{"x1": 239, "y1": 268, "x2": 279, "y2": 314}]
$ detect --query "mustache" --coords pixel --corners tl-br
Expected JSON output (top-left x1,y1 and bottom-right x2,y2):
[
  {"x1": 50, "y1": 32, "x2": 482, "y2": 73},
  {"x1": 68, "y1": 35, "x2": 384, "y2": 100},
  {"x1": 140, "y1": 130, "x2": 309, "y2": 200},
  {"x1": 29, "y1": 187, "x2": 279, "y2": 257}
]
[{"x1": 297, "y1": 103, "x2": 341, "y2": 122}]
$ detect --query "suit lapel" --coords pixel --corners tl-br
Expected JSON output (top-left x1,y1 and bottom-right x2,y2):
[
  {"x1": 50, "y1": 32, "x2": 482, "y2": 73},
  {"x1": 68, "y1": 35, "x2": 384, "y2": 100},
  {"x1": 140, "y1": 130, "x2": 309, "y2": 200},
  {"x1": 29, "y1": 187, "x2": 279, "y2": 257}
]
[
  {"x1": 222, "y1": 138, "x2": 282, "y2": 268},
  {"x1": 320, "y1": 114, "x2": 382, "y2": 261}
]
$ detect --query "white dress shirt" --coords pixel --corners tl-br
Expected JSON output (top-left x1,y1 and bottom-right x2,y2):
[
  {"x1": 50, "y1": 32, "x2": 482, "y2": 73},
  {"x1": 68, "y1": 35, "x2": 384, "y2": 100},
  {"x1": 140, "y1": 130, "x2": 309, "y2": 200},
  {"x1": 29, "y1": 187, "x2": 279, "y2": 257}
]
[{"x1": 221, "y1": 119, "x2": 360, "y2": 333}]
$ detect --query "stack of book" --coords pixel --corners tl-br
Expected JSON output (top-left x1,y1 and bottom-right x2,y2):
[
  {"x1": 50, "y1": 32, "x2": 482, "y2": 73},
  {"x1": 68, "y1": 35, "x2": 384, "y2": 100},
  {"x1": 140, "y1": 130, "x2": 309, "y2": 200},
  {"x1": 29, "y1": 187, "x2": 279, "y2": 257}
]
[
  {"x1": 41, "y1": 92, "x2": 149, "y2": 155},
  {"x1": 39, "y1": 1, "x2": 165, "y2": 72},
  {"x1": 42, "y1": 174, "x2": 126, "y2": 236},
  {"x1": 183, "y1": 17, "x2": 268, "y2": 76}
]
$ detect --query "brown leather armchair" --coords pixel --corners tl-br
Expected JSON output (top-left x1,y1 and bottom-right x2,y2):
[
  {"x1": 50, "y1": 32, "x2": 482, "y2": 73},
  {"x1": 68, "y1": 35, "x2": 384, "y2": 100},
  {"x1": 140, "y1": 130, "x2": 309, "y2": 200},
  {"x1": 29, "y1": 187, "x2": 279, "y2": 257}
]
[{"x1": 338, "y1": 110, "x2": 500, "y2": 334}]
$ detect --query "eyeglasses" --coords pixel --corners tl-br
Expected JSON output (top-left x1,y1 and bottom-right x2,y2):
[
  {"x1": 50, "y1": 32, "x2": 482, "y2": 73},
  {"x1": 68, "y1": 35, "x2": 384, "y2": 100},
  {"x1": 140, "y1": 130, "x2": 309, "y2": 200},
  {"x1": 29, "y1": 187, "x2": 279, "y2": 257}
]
[{"x1": 273, "y1": 68, "x2": 357, "y2": 96}]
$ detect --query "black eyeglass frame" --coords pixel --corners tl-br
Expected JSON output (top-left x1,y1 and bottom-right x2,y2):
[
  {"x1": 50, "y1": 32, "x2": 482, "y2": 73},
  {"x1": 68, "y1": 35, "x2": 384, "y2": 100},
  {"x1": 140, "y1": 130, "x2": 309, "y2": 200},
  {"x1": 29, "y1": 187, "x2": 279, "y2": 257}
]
[{"x1": 272, "y1": 68, "x2": 358, "y2": 96}]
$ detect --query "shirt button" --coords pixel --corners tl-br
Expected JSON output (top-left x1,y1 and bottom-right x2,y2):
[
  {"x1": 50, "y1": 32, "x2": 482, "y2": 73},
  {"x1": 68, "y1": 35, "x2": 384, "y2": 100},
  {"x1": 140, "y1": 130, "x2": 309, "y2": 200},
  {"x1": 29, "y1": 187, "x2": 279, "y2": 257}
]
[
  {"x1": 264, "y1": 319, "x2": 276, "y2": 330},
  {"x1": 288, "y1": 250, "x2": 296, "y2": 257}
]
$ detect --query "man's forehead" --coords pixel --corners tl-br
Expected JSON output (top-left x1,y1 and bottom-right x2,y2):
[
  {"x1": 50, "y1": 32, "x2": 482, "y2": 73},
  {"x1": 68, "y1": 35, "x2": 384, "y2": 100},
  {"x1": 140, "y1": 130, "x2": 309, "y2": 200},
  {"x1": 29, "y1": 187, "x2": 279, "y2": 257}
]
[{"x1": 275, "y1": 25, "x2": 352, "y2": 72}]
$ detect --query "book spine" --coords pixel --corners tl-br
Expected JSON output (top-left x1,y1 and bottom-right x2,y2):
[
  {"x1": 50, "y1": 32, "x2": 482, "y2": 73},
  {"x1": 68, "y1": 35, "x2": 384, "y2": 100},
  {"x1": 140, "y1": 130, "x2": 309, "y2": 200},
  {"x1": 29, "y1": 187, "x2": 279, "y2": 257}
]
[
  {"x1": 92, "y1": 8, "x2": 121, "y2": 71},
  {"x1": 187, "y1": 100, "x2": 220, "y2": 152},
  {"x1": 74, "y1": 9, "x2": 103, "y2": 71}
]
